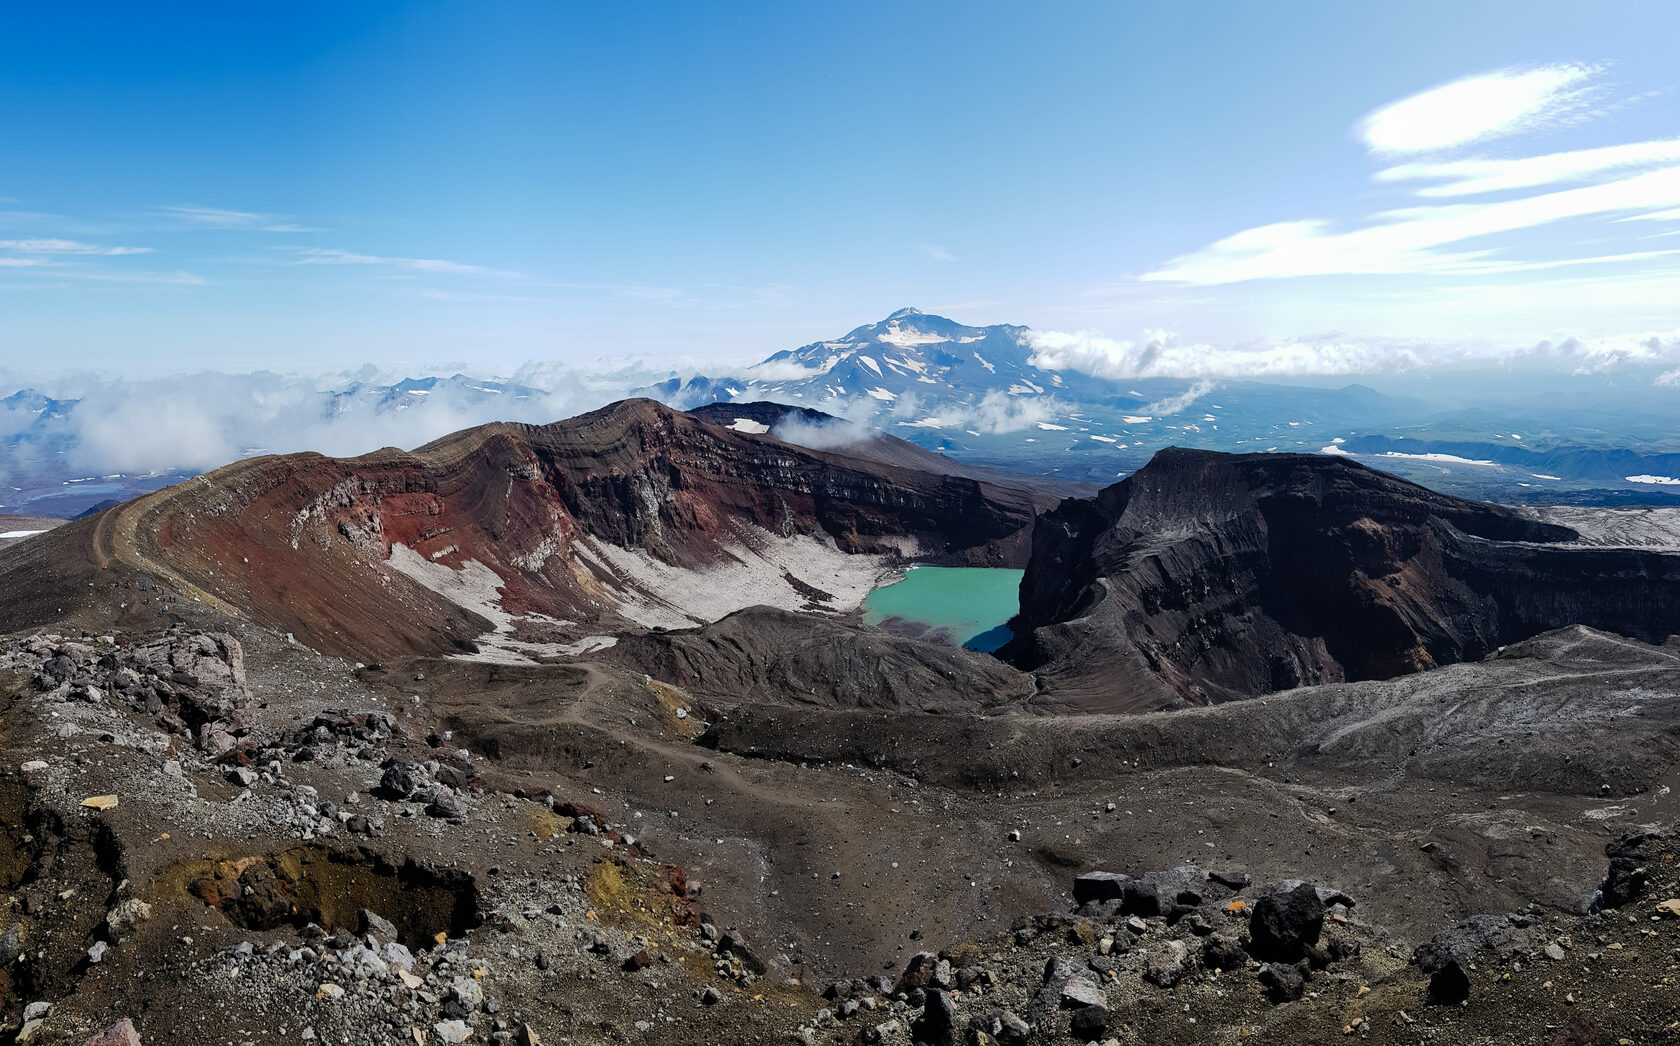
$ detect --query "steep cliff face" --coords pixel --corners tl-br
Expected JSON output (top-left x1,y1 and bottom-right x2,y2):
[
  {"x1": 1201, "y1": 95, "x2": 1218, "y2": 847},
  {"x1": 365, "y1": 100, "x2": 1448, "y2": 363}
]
[
  {"x1": 1008, "y1": 447, "x2": 1680, "y2": 712},
  {"x1": 1, "y1": 400, "x2": 1056, "y2": 661}
]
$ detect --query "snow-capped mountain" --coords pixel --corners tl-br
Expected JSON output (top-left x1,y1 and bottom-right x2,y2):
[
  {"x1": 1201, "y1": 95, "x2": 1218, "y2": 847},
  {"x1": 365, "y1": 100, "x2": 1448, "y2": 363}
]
[
  {"x1": 646, "y1": 307, "x2": 1111, "y2": 410},
  {"x1": 327, "y1": 374, "x2": 548, "y2": 414}
]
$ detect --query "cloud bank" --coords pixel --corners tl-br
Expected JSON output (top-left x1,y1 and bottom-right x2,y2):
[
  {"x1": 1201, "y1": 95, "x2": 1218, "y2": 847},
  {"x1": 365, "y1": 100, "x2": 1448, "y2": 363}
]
[
  {"x1": 0, "y1": 366, "x2": 663, "y2": 484},
  {"x1": 769, "y1": 414, "x2": 876, "y2": 450},
  {"x1": 1024, "y1": 326, "x2": 1680, "y2": 379}
]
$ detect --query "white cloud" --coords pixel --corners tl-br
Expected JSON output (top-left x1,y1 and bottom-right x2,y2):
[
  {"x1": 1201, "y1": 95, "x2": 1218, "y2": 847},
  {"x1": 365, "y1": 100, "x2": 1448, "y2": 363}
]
[
  {"x1": 155, "y1": 204, "x2": 315, "y2": 232},
  {"x1": 1140, "y1": 378, "x2": 1217, "y2": 416},
  {"x1": 928, "y1": 389, "x2": 1053, "y2": 433},
  {"x1": 10, "y1": 365, "x2": 660, "y2": 479},
  {"x1": 1355, "y1": 63, "x2": 1603, "y2": 155},
  {"x1": 1624, "y1": 207, "x2": 1680, "y2": 222},
  {"x1": 922, "y1": 243, "x2": 958, "y2": 262},
  {"x1": 769, "y1": 413, "x2": 875, "y2": 450},
  {"x1": 741, "y1": 358, "x2": 832, "y2": 382},
  {"x1": 0, "y1": 238, "x2": 153, "y2": 255},
  {"x1": 1143, "y1": 164, "x2": 1680, "y2": 283},
  {"x1": 1026, "y1": 328, "x2": 1439, "y2": 378},
  {"x1": 285, "y1": 247, "x2": 521, "y2": 279},
  {"x1": 1024, "y1": 325, "x2": 1680, "y2": 380},
  {"x1": 1140, "y1": 63, "x2": 1680, "y2": 289},
  {"x1": 791, "y1": 387, "x2": 1052, "y2": 436},
  {"x1": 1376, "y1": 137, "x2": 1680, "y2": 197}
]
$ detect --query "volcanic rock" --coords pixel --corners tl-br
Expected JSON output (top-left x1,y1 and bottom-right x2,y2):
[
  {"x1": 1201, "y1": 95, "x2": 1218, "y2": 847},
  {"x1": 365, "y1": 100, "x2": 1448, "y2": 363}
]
[
  {"x1": 1248, "y1": 883, "x2": 1325, "y2": 963},
  {"x1": 0, "y1": 400, "x2": 1062, "y2": 660},
  {"x1": 80, "y1": 1021, "x2": 142, "y2": 1046},
  {"x1": 1008, "y1": 447, "x2": 1680, "y2": 710}
]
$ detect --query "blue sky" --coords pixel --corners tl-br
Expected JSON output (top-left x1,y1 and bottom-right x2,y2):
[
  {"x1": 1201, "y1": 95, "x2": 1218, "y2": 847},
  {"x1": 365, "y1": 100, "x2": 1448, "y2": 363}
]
[{"x1": 3, "y1": 1, "x2": 1679, "y2": 378}]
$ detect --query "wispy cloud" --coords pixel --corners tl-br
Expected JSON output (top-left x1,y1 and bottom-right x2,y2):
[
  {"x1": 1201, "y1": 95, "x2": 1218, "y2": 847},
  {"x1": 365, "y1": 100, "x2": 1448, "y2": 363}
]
[
  {"x1": 1141, "y1": 378, "x2": 1217, "y2": 416},
  {"x1": 284, "y1": 246, "x2": 522, "y2": 279},
  {"x1": 1355, "y1": 63, "x2": 1604, "y2": 156},
  {"x1": 1142, "y1": 62, "x2": 1680, "y2": 288},
  {"x1": 1145, "y1": 165, "x2": 1680, "y2": 283},
  {"x1": 155, "y1": 204, "x2": 316, "y2": 232},
  {"x1": 922, "y1": 243, "x2": 958, "y2": 262},
  {"x1": 1144, "y1": 62, "x2": 1680, "y2": 287},
  {"x1": 0, "y1": 238, "x2": 152, "y2": 256},
  {"x1": 1623, "y1": 206, "x2": 1680, "y2": 223},
  {"x1": 1376, "y1": 137, "x2": 1680, "y2": 197},
  {"x1": 46, "y1": 269, "x2": 208, "y2": 286}
]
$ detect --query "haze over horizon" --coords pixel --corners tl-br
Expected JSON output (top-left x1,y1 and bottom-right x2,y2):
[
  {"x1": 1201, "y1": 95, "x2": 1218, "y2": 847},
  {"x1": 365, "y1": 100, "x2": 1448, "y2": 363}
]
[{"x1": 4, "y1": 2, "x2": 1680, "y2": 387}]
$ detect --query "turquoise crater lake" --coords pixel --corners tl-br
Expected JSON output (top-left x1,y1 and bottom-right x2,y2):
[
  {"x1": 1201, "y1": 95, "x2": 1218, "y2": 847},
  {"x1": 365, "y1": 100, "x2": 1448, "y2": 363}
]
[{"x1": 861, "y1": 566, "x2": 1024, "y2": 653}]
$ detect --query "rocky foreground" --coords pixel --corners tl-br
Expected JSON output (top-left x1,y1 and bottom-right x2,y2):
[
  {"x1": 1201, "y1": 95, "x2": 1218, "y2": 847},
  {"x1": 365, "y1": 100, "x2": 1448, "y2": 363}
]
[{"x1": 2, "y1": 625, "x2": 1679, "y2": 1045}]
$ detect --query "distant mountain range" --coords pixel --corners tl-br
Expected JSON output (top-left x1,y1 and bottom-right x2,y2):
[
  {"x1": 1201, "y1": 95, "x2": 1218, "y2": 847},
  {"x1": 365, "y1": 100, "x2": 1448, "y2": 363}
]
[
  {"x1": 6, "y1": 308, "x2": 1680, "y2": 516},
  {"x1": 641, "y1": 308, "x2": 1680, "y2": 504}
]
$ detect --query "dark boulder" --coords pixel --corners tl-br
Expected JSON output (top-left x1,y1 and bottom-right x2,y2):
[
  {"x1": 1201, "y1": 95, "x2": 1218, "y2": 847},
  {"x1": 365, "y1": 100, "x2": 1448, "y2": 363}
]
[
  {"x1": 1592, "y1": 829, "x2": 1663, "y2": 911},
  {"x1": 1425, "y1": 959, "x2": 1471, "y2": 1005},
  {"x1": 1120, "y1": 880, "x2": 1160, "y2": 917},
  {"x1": 1068, "y1": 1004, "x2": 1108, "y2": 1041},
  {"x1": 910, "y1": 989, "x2": 958, "y2": 1046},
  {"x1": 1248, "y1": 883, "x2": 1324, "y2": 962},
  {"x1": 1256, "y1": 960, "x2": 1307, "y2": 1003},
  {"x1": 1071, "y1": 871, "x2": 1128, "y2": 905},
  {"x1": 1202, "y1": 935, "x2": 1246, "y2": 971},
  {"x1": 380, "y1": 760, "x2": 422, "y2": 800}
]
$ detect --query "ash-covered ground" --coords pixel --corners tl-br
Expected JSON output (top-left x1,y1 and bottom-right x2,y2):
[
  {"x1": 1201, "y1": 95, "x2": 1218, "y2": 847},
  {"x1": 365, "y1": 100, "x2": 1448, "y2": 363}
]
[{"x1": 2, "y1": 571, "x2": 1679, "y2": 1045}]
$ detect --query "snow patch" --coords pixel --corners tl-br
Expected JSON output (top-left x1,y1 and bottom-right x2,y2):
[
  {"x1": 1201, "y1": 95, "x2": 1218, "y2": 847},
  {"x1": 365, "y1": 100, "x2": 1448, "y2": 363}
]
[
  {"x1": 972, "y1": 353, "x2": 995, "y2": 373},
  {"x1": 877, "y1": 324, "x2": 948, "y2": 349},
  {"x1": 1380, "y1": 451, "x2": 1497, "y2": 467},
  {"x1": 387, "y1": 544, "x2": 614, "y2": 665},
  {"x1": 727, "y1": 418, "x2": 770, "y2": 434},
  {"x1": 577, "y1": 527, "x2": 898, "y2": 630}
]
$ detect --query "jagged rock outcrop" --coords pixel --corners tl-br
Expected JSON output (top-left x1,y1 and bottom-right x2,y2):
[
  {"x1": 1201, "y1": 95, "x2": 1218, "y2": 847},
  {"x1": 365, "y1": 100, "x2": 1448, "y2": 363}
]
[
  {"x1": 17, "y1": 629, "x2": 252, "y2": 758},
  {"x1": 1007, "y1": 447, "x2": 1680, "y2": 711}
]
